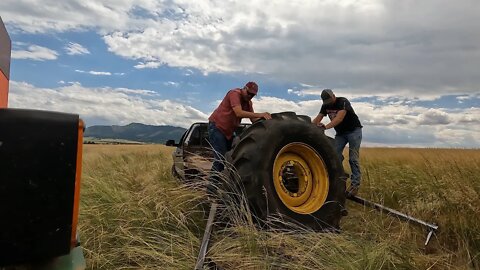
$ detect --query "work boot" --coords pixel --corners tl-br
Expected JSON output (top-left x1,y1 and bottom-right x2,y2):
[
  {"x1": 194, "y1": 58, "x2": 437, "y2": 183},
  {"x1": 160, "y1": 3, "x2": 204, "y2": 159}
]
[{"x1": 346, "y1": 185, "x2": 359, "y2": 198}]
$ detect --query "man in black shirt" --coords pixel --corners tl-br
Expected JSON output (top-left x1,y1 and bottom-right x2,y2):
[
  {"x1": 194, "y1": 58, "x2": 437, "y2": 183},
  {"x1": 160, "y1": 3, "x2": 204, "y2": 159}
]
[{"x1": 312, "y1": 89, "x2": 363, "y2": 197}]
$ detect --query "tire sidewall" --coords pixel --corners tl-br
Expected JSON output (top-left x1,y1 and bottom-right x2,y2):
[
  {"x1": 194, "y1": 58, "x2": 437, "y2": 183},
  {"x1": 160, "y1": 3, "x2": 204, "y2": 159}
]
[{"x1": 256, "y1": 120, "x2": 345, "y2": 228}]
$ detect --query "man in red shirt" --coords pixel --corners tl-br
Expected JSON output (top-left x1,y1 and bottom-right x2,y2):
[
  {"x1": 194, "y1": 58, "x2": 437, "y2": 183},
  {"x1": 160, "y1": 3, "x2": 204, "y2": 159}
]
[{"x1": 208, "y1": 82, "x2": 271, "y2": 194}]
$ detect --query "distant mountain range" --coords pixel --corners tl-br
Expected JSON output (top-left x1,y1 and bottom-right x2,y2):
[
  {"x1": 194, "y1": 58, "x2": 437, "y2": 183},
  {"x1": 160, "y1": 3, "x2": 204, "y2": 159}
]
[{"x1": 84, "y1": 123, "x2": 187, "y2": 144}]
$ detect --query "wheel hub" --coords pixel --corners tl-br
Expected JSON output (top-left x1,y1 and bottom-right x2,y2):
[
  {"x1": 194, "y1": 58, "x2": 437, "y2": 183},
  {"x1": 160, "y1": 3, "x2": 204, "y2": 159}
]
[
  {"x1": 273, "y1": 143, "x2": 329, "y2": 214},
  {"x1": 280, "y1": 162, "x2": 307, "y2": 197}
]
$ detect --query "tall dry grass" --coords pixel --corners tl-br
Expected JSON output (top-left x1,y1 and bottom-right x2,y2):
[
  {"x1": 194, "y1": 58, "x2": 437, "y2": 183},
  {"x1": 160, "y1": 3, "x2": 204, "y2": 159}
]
[
  {"x1": 79, "y1": 145, "x2": 480, "y2": 269},
  {"x1": 80, "y1": 145, "x2": 207, "y2": 269}
]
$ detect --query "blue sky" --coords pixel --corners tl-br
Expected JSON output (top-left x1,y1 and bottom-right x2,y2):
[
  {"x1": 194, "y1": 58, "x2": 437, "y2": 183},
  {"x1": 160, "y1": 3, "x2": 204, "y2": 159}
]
[{"x1": 1, "y1": 0, "x2": 479, "y2": 147}]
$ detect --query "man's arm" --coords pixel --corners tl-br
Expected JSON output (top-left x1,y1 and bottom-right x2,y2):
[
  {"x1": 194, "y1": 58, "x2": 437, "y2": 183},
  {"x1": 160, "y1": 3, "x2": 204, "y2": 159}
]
[
  {"x1": 312, "y1": 113, "x2": 324, "y2": 126},
  {"x1": 249, "y1": 102, "x2": 259, "y2": 123},
  {"x1": 325, "y1": 110, "x2": 346, "y2": 129},
  {"x1": 250, "y1": 115, "x2": 260, "y2": 123},
  {"x1": 232, "y1": 106, "x2": 271, "y2": 120}
]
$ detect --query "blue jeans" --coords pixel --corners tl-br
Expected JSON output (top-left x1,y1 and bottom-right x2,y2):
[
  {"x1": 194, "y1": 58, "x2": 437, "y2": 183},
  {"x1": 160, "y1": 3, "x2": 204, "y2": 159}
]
[
  {"x1": 335, "y1": 127, "x2": 362, "y2": 187},
  {"x1": 208, "y1": 122, "x2": 233, "y2": 174}
]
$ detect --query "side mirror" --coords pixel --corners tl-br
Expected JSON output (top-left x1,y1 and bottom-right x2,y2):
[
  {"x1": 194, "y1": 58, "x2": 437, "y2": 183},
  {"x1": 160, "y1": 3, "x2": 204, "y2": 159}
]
[{"x1": 165, "y1": 139, "x2": 176, "y2": 146}]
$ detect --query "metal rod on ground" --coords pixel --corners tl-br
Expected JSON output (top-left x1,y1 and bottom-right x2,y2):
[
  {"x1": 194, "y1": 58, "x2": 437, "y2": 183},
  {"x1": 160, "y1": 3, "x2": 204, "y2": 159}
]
[
  {"x1": 195, "y1": 202, "x2": 218, "y2": 270},
  {"x1": 347, "y1": 195, "x2": 439, "y2": 246}
]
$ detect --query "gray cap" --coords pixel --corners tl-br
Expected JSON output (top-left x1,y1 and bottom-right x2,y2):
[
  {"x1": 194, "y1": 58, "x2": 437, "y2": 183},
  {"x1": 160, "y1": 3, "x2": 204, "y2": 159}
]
[{"x1": 321, "y1": 89, "x2": 335, "y2": 105}]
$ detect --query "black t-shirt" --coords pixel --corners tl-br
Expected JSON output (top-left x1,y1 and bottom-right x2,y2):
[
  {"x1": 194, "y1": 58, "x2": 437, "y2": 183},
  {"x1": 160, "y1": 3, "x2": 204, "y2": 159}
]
[{"x1": 320, "y1": 97, "x2": 362, "y2": 135}]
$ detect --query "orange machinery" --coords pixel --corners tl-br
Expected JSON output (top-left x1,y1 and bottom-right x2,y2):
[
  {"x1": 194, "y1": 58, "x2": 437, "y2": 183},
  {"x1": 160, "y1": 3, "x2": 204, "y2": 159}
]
[
  {"x1": 0, "y1": 16, "x2": 10, "y2": 107},
  {"x1": 0, "y1": 16, "x2": 86, "y2": 269}
]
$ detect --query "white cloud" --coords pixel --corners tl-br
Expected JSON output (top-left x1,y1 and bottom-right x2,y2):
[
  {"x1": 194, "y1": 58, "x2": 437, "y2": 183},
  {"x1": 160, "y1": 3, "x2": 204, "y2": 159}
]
[
  {"x1": 287, "y1": 88, "x2": 304, "y2": 96},
  {"x1": 184, "y1": 69, "x2": 194, "y2": 76},
  {"x1": 417, "y1": 109, "x2": 450, "y2": 125},
  {"x1": 456, "y1": 110, "x2": 478, "y2": 124},
  {"x1": 7, "y1": 80, "x2": 480, "y2": 147},
  {"x1": 0, "y1": 0, "x2": 168, "y2": 33},
  {"x1": 163, "y1": 81, "x2": 179, "y2": 87},
  {"x1": 8, "y1": 81, "x2": 208, "y2": 128},
  {"x1": 11, "y1": 45, "x2": 58, "y2": 61},
  {"x1": 3, "y1": 0, "x2": 480, "y2": 98},
  {"x1": 75, "y1": 69, "x2": 112, "y2": 76},
  {"x1": 2, "y1": 0, "x2": 479, "y2": 147},
  {"x1": 251, "y1": 97, "x2": 480, "y2": 147},
  {"x1": 134, "y1": 62, "x2": 162, "y2": 69},
  {"x1": 114, "y1": 88, "x2": 157, "y2": 96},
  {"x1": 65, "y1": 42, "x2": 90, "y2": 55},
  {"x1": 456, "y1": 93, "x2": 480, "y2": 101},
  {"x1": 287, "y1": 87, "x2": 461, "y2": 102},
  {"x1": 89, "y1": 71, "x2": 112, "y2": 76},
  {"x1": 100, "y1": 0, "x2": 480, "y2": 98}
]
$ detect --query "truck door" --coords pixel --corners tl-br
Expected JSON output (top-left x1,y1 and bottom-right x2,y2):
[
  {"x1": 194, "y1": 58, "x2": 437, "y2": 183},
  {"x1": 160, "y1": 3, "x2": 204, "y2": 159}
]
[{"x1": 172, "y1": 130, "x2": 187, "y2": 178}]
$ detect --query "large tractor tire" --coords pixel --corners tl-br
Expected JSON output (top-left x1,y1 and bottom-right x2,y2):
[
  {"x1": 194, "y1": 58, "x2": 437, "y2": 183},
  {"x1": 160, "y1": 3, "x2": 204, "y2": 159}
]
[{"x1": 224, "y1": 112, "x2": 346, "y2": 230}]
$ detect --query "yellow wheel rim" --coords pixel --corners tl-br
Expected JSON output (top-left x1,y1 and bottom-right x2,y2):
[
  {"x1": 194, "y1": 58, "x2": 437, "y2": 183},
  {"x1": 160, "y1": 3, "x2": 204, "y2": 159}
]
[{"x1": 273, "y1": 142, "x2": 329, "y2": 214}]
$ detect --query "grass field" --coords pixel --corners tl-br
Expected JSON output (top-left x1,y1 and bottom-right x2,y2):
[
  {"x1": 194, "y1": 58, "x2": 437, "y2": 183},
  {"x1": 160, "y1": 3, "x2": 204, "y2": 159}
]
[{"x1": 79, "y1": 145, "x2": 480, "y2": 269}]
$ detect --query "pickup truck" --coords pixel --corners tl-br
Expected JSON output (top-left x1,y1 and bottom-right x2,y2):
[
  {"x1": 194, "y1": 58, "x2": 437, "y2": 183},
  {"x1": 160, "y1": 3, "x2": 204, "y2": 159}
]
[
  {"x1": 166, "y1": 122, "x2": 250, "y2": 180},
  {"x1": 166, "y1": 113, "x2": 347, "y2": 231}
]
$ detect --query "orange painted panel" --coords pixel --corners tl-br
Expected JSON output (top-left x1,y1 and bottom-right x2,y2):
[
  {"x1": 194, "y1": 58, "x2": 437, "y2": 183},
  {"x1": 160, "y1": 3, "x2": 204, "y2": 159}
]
[
  {"x1": 0, "y1": 16, "x2": 11, "y2": 80},
  {"x1": 0, "y1": 71, "x2": 8, "y2": 108},
  {"x1": 71, "y1": 119, "x2": 84, "y2": 248}
]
